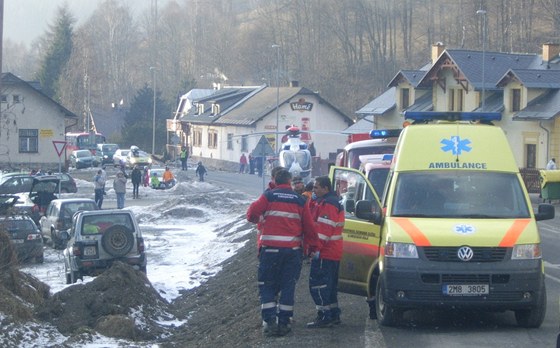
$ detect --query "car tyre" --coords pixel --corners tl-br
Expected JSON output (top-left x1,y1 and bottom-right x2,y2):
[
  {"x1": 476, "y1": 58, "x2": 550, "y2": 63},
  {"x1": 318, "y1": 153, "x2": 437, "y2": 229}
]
[
  {"x1": 101, "y1": 225, "x2": 134, "y2": 257},
  {"x1": 515, "y1": 285, "x2": 546, "y2": 328},
  {"x1": 375, "y1": 276, "x2": 402, "y2": 326}
]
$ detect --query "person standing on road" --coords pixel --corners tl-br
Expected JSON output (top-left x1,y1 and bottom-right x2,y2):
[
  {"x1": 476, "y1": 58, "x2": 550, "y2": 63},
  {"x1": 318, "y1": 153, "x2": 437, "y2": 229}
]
[
  {"x1": 143, "y1": 166, "x2": 150, "y2": 187},
  {"x1": 93, "y1": 170, "x2": 106, "y2": 209},
  {"x1": 113, "y1": 171, "x2": 127, "y2": 209},
  {"x1": 247, "y1": 169, "x2": 318, "y2": 337},
  {"x1": 306, "y1": 175, "x2": 345, "y2": 328},
  {"x1": 547, "y1": 158, "x2": 557, "y2": 170},
  {"x1": 195, "y1": 161, "x2": 207, "y2": 182},
  {"x1": 239, "y1": 153, "x2": 248, "y2": 174},
  {"x1": 131, "y1": 165, "x2": 142, "y2": 199},
  {"x1": 180, "y1": 147, "x2": 188, "y2": 171}
]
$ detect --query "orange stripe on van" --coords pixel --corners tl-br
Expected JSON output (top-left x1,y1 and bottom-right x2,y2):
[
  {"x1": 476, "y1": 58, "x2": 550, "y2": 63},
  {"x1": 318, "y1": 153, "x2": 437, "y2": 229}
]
[
  {"x1": 498, "y1": 219, "x2": 531, "y2": 247},
  {"x1": 392, "y1": 218, "x2": 431, "y2": 246}
]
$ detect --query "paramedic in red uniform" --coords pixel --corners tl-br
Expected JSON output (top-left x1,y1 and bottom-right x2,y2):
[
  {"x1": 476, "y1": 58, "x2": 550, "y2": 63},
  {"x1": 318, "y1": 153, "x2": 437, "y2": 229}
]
[
  {"x1": 247, "y1": 169, "x2": 317, "y2": 337},
  {"x1": 306, "y1": 175, "x2": 345, "y2": 328}
]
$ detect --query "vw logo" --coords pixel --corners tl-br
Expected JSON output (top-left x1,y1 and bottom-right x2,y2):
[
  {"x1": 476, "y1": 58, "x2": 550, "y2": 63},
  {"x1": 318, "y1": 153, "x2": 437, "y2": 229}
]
[{"x1": 457, "y1": 246, "x2": 474, "y2": 261}]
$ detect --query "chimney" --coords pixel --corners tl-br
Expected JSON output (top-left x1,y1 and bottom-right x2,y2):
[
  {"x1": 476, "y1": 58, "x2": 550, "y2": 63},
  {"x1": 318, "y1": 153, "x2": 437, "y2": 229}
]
[
  {"x1": 289, "y1": 80, "x2": 299, "y2": 87},
  {"x1": 431, "y1": 42, "x2": 445, "y2": 64},
  {"x1": 542, "y1": 43, "x2": 560, "y2": 62}
]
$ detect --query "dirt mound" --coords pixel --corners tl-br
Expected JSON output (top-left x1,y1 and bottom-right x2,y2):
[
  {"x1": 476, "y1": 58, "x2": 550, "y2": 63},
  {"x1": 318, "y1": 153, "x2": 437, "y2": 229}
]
[
  {"x1": 0, "y1": 231, "x2": 50, "y2": 322},
  {"x1": 36, "y1": 262, "x2": 178, "y2": 341}
]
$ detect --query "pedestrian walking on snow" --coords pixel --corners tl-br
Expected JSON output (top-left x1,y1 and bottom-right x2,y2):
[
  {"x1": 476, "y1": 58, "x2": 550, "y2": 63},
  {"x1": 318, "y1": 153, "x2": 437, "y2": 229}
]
[
  {"x1": 113, "y1": 171, "x2": 127, "y2": 209},
  {"x1": 93, "y1": 170, "x2": 106, "y2": 209},
  {"x1": 131, "y1": 165, "x2": 142, "y2": 199},
  {"x1": 239, "y1": 153, "x2": 248, "y2": 173},
  {"x1": 195, "y1": 161, "x2": 207, "y2": 182}
]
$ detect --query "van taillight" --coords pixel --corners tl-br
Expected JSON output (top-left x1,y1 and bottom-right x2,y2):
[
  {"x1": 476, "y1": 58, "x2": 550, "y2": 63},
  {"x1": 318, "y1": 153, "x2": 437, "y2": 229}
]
[
  {"x1": 72, "y1": 243, "x2": 82, "y2": 256},
  {"x1": 137, "y1": 237, "x2": 145, "y2": 253}
]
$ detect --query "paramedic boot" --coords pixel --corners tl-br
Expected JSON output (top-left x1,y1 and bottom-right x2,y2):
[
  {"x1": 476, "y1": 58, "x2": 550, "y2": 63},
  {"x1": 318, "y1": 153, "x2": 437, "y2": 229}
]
[{"x1": 306, "y1": 311, "x2": 333, "y2": 328}]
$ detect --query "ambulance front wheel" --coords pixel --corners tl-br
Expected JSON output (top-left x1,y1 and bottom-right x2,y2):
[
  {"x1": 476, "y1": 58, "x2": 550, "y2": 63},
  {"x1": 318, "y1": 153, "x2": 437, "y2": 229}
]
[
  {"x1": 514, "y1": 286, "x2": 546, "y2": 328},
  {"x1": 375, "y1": 276, "x2": 403, "y2": 326}
]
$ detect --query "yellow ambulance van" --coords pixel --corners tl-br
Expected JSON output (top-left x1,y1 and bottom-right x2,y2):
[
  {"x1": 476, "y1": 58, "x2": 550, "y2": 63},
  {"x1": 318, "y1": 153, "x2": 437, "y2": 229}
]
[{"x1": 331, "y1": 112, "x2": 554, "y2": 328}]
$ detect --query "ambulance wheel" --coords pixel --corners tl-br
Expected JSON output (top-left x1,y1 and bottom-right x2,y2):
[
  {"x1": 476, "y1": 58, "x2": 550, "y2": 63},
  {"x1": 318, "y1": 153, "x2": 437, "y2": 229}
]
[
  {"x1": 515, "y1": 286, "x2": 546, "y2": 328},
  {"x1": 375, "y1": 277, "x2": 402, "y2": 326}
]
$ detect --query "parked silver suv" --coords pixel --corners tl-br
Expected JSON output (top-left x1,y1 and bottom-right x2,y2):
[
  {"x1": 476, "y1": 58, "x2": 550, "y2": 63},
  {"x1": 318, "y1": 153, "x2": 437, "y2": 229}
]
[{"x1": 62, "y1": 209, "x2": 147, "y2": 284}]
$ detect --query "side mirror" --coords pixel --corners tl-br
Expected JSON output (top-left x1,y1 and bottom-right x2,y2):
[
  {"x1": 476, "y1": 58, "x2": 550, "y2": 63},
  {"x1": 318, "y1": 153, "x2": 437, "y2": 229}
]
[
  {"x1": 535, "y1": 203, "x2": 555, "y2": 221},
  {"x1": 345, "y1": 199, "x2": 355, "y2": 214},
  {"x1": 355, "y1": 200, "x2": 383, "y2": 225},
  {"x1": 60, "y1": 231, "x2": 70, "y2": 240}
]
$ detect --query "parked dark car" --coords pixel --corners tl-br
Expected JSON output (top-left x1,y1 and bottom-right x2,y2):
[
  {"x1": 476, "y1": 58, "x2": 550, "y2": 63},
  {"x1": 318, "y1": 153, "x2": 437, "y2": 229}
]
[
  {"x1": 63, "y1": 209, "x2": 147, "y2": 284},
  {"x1": 70, "y1": 149, "x2": 96, "y2": 169},
  {"x1": 14, "y1": 176, "x2": 60, "y2": 225},
  {"x1": 0, "y1": 174, "x2": 35, "y2": 194},
  {"x1": 39, "y1": 198, "x2": 99, "y2": 249},
  {"x1": 0, "y1": 173, "x2": 76, "y2": 194},
  {"x1": 97, "y1": 143, "x2": 119, "y2": 165},
  {"x1": 54, "y1": 172, "x2": 78, "y2": 193},
  {"x1": 0, "y1": 214, "x2": 44, "y2": 263}
]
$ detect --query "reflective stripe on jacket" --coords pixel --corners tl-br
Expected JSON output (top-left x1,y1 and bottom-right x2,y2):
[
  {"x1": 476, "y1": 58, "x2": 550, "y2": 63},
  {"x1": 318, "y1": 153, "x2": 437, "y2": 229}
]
[
  {"x1": 247, "y1": 184, "x2": 317, "y2": 250},
  {"x1": 311, "y1": 191, "x2": 344, "y2": 260}
]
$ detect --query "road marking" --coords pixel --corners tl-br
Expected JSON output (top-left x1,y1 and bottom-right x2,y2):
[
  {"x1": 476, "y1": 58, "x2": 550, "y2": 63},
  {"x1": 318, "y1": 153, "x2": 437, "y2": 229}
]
[
  {"x1": 364, "y1": 318, "x2": 387, "y2": 348},
  {"x1": 544, "y1": 261, "x2": 560, "y2": 284}
]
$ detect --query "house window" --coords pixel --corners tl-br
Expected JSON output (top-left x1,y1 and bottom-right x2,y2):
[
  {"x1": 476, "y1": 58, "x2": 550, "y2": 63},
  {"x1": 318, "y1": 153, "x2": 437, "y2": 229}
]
[
  {"x1": 448, "y1": 89, "x2": 463, "y2": 111},
  {"x1": 193, "y1": 128, "x2": 202, "y2": 147},
  {"x1": 1, "y1": 95, "x2": 7, "y2": 103},
  {"x1": 212, "y1": 103, "x2": 220, "y2": 116},
  {"x1": 241, "y1": 135, "x2": 248, "y2": 152},
  {"x1": 194, "y1": 103, "x2": 204, "y2": 115},
  {"x1": 401, "y1": 88, "x2": 410, "y2": 110},
  {"x1": 227, "y1": 133, "x2": 233, "y2": 150},
  {"x1": 512, "y1": 89, "x2": 521, "y2": 112},
  {"x1": 13, "y1": 95, "x2": 21, "y2": 104},
  {"x1": 19, "y1": 129, "x2": 38, "y2": 153},
  {"x1": 208, "y1": 130, "x2": 218, "y2": 149}
]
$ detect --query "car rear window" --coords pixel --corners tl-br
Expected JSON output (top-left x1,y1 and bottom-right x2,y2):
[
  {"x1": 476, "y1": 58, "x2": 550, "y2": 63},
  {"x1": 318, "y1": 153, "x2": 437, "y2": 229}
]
[
  {"x1": 0, "y1": 219, "x2": 35, "y2": 232},
  {"x1": 81, "y1": 214, "x2": 134, "y2": 235}
]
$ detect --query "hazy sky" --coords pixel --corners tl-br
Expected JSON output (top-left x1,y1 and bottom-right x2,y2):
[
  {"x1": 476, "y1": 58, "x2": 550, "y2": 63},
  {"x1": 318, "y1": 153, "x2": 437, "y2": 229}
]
[{"x1": 5, "y1": 0, "x2": 163, "y2": 46}]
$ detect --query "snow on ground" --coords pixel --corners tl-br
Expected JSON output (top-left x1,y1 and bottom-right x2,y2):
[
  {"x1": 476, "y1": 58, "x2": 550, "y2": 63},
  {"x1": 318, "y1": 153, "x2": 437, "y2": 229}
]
[
  {"x1": 6, "y1": 174, "x2": 254, "y2": 347},
  {"x1": 21, "y1": 176, "x2": 253, "y2": 301}
]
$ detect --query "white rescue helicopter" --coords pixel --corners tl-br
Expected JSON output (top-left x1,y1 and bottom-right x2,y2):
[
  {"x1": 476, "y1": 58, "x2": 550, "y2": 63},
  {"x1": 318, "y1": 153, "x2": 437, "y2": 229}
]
[{"x1": 278, "y1": 125, "x2": 313, "y2": 182}]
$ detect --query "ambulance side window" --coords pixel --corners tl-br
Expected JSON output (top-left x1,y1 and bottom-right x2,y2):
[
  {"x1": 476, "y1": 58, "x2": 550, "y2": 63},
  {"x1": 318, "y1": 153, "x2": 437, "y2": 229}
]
[{"x1": 334, "y1": 168, "x2": 380, "y2": 218}]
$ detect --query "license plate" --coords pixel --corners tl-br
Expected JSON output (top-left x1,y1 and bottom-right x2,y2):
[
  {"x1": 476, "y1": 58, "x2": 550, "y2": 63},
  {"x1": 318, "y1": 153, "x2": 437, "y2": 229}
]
[
  {"x1": 83, "y1": 246, "x2": 97, "y2": 256},
  {"x1": 12, "y1": 239, "x2": 24, "y2": 244},
  {"x1": 443, "y1": 284, "x2": 489, "y2": 296}
]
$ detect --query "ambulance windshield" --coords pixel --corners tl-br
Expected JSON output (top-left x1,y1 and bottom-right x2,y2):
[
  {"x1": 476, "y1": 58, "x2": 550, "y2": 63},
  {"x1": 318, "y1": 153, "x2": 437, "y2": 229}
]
[{"x1": 391, "y1": 171, "x2": 530, "y2": 218}]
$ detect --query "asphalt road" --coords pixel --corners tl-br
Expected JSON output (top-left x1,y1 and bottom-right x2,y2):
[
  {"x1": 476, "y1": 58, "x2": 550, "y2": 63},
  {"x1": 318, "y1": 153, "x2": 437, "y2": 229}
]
[
  {"x1": 207, "y1": 170, "x2": 560, "y2": 348},
  {"x1": 68, "y1": 167, "x2": 560, "y2": 347}
]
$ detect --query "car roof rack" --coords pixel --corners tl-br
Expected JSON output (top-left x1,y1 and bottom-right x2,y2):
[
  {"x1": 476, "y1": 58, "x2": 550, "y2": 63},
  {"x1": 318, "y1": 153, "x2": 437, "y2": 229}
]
[{"x1": 403, "y1": 111, "x2": 502, "y2": 125}]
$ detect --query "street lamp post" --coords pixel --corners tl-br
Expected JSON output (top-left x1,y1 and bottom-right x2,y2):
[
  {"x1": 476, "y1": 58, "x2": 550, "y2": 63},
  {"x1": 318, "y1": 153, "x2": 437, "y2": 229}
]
[
  {"x1": 272, "y1": 44, "x2": 280, "y2": 154},
  {"x1": 477, "y1": 9, "x2": 487, "y2": 111},
  {"x1": 150, "y1": 66, "x2": 157, "y2": 155}
]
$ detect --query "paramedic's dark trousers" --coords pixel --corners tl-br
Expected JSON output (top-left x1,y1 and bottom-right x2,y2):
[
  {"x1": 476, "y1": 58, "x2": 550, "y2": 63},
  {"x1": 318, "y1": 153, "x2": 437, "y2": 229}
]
[
  {"x1": 258, "y1": 247, "x2": 302, "y2": 325},
  {"x1": 309, "y1": 258, "x2": 340, "y2": 316}
]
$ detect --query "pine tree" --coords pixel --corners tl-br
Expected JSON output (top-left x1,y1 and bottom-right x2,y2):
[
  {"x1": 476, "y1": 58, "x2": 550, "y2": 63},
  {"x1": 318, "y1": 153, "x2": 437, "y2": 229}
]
[
  {"x1": 36, "y1": 5, "x2": 75, "y2": 100},
  {"x1": 121, "y1": 85, "x2": 172, "y2": 154}
]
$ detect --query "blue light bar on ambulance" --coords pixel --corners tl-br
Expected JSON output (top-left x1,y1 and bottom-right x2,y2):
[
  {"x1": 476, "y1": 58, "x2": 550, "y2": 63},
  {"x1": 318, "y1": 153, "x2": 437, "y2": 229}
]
[
  {"x1": 369, "y1": 129, "x2": 402, "y2": 139},
  {"x1": 403, "y1": 111, "x2": 502, "y2": 122}
]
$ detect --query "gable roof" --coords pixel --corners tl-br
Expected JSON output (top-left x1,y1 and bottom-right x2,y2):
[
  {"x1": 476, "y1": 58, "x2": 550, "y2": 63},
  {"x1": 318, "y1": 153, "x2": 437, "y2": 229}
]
[
  {"x1": 356, "y1": 87, "x2": 396, "y2": 117},
  {"x1": 387, "y1": 66, "x2": 430, "y2": 88},
  {"x1": 497, "y1": 69, "x2": 560, "y2": 88},
  {"x1": 180, "y1": 85, "x2": 353, "y2": 127},
  {"x1": 342, "y1": 116, "x2": 374, "y2": 134},
  {"x1": 513, "y1": 90, "x2": 560, "y2": 120},
  {"x1": 2, "y1": 72, "x2": 77, "y2": 118},
  {"x1": 418, "y1": 49, "x2": 541, "y2": 91}
]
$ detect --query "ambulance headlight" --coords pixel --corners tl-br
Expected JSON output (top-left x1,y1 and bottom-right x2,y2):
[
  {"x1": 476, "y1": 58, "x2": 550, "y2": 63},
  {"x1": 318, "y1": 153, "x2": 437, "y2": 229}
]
[
  {"x1": 385, "y1": 242, "x2": 418, "y2": 258},
  {"x1": 512, "y1": 244, "x2": 541, "y2": 260}
]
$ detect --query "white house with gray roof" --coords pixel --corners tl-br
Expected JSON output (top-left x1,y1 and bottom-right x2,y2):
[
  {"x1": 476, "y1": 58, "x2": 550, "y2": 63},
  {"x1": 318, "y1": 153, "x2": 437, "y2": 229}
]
[{"x1": 176, "y1": 84, "x2": 353, "y2": 167}]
